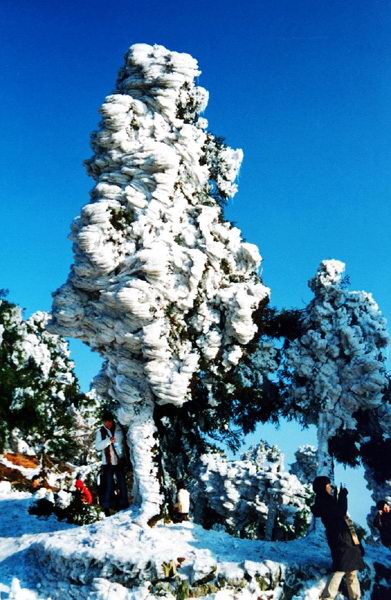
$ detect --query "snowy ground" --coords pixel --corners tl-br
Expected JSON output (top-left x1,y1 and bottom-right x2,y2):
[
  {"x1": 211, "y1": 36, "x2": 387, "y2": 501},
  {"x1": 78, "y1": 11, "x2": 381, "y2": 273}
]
[
  {"x1": 0, "y1": 487, "x2": 74, "y2": 599},
  {"x1": 0, "y1": 486, "x2": 390, "y2": 599}
]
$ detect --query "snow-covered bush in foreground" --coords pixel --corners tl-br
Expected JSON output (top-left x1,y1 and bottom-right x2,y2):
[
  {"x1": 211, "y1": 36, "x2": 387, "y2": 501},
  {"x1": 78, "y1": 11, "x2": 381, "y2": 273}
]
[
  {"x1": 283, "y1": 260, "x2": 389, "y2": 477},
  {"x1": 0, "y1": 299, "x2": 91, "y2": 463},
  {"x1": 191, "y1": 441, "x2": 312, "y2": 541},
  {"x1": 29, "y1": 486, "x2": 103, "y2": 526},
  {"x1": 50, "y1": 43, "x2": 268, "y2": 522}
]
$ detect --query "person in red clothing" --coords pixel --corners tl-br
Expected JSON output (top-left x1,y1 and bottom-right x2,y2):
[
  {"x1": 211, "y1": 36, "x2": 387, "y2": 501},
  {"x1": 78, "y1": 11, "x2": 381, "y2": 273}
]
[{"x1": 75, "y1": 478, "x2": 93, "y2": 505}]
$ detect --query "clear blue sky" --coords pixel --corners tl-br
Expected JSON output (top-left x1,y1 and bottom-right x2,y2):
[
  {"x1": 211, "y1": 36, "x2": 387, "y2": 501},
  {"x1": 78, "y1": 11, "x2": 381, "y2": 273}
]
[{"x1": 1, "y1": 0, "x2": 390, "y2": 526}]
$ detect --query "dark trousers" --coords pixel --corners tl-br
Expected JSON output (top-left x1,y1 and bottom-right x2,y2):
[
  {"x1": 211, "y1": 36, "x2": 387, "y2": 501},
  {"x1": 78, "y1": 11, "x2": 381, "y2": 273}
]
[
  {"x1": 173, "y1": 512, "x2": 189, "y2": 523},
  {"x1": 100, "y1": 465, "x2": 129, "y2": 511}
]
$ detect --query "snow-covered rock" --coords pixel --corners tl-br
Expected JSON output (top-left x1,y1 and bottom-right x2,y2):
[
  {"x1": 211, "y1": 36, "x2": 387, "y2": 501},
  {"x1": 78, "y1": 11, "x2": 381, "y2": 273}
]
[
  {"x1": 0, "y1": 487, "x2": 389, "y2": 599},
  {"x1": 0, "y1": 481, "x2": 11, "y2": 494},
  {"x1": 29, "y1": 512, "x2": 389, "y2": 599}
]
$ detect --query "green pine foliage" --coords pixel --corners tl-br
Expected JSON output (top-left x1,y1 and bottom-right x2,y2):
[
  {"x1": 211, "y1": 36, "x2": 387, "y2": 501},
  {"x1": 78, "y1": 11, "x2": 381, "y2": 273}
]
[
  {"x1": 254, "y1": 306, "x2": 304, "y2": 341},
  {"x1": 328, "y1": 378, "x2": 391, "y2": 483},
  {"x1": 154, "y1": 304, "x2": 295, "y2": 499},
  {"x1": 0, "y1": 297, "x2": 93, "y2": 462},
  {"x1": 29, "y1": 492, "x2": 103, "y2": 525},
  {"x1": 62, "y1": 490, "x2": 103, "y2": 525}
]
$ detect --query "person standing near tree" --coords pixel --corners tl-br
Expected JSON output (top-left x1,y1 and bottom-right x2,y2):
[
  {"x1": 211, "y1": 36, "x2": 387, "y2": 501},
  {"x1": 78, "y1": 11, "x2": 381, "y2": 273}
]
[
  {"x1": 311, "y1": 476, "x2": 364, "y2": 600},
  {"x1": 374, "y1": 499, "x2": 391, "y2": 548},
  {"x1": 95, "y1": 411, "x2": 129, "y2": 516}
]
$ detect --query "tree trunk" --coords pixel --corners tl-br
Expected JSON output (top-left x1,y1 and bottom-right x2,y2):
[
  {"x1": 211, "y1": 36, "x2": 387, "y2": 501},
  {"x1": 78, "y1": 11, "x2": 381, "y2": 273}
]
[
  {"x1": 122, "y1": 398, "x2": 163, "y2": 525},
  {"x1": 316, "y1": 412, "x2": 334, "y2": 480},
  {"x1": 264, "y1": 497, "x2": 277, "y2": 541}
]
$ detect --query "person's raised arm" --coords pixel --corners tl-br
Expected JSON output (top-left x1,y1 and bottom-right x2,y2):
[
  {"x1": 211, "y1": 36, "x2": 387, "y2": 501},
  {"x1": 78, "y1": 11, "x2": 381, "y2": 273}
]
[{"x1": 337, "y1": 485, "x2": 348, "y2": 515}]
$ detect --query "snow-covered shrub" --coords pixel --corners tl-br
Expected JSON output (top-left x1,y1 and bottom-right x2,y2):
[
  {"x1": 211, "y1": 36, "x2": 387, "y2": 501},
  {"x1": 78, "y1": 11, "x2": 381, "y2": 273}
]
[
  {"x1": 283, "y1": 260, "x2": 389, "y2": 477},
  {"x1": 191, "y1": 441, "x2": 312, "y2": 541},
  {"x1": 28, "y1": 487, "x2": 56, "y2": 517},
  {"x1": 29, "y1": 485, "x2": 103, "y2": 525},
  {"x1": 0, "y1": 298, "x2": 94, "y2": 463},
  {"x1": 50, "y1": 43, "x2": 269, "y2": 521},
  {"x1": 28, "y1": 497, "x2": 56, "y2": 518},
  {"x1": 60, "y1": 490, "x2": 103, "y2": 525}
]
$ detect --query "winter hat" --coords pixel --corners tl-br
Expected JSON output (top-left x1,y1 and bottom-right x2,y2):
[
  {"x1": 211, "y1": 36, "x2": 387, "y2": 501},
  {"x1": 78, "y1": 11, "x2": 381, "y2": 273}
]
[
  {"x1": 376, "y1": 499, "x2": 388, "y2": 510},
  {"x1": 312, "y1": 476, "x2": 331, "y2": 494},
  {"x1": 75, "y1": 479, "x2": 84, "y2": 490}
]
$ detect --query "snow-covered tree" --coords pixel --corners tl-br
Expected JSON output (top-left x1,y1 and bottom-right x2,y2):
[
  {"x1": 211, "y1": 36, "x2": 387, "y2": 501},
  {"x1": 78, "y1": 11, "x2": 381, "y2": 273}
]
[
  {"x1": 283, "y1": 260, "x2": 389, "y2": 478},
  {"x1": 50, "y1": 44, "x2": 269, "y2": 522},
  {"x1": 0, "y1": 298, "x2": 91, "y2": 464},
  {"x1": 190, "y1": 441, "x2": 312, "y2": 541},
  {"x1": 290, "y1": 444, "x2": 318, "y2": 485}
]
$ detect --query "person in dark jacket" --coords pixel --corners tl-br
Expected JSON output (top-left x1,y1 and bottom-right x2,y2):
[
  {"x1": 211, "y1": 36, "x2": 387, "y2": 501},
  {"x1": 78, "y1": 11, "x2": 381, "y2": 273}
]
[
  {"x1": 373, "y1": 499, "x2": 391, "y2": 548},
  {"x1": 311, "y1": 475, "x2": 364, "y2": 600}
]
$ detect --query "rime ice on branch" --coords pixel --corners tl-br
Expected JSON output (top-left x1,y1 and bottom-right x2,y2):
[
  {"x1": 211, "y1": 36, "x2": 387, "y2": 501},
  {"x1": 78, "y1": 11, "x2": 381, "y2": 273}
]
[
  {"x1": 284, "y1": 260, "x2": 389, "y2": 478},
  {"x1": 50, "y1": 44, "x2": 268, "y2": 521}
]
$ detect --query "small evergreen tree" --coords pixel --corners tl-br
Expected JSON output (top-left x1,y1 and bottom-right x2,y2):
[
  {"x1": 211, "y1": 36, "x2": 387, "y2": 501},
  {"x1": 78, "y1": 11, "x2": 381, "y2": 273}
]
[
  {"x1": 0, "y1": 298, "x2": 93, "y2": 464},
  {"x1": 190, "y1": 441, "x2": 312, "y2": 541},
  {"x1": 290, "y1": 445, "x2": 318, "y2": 484}
]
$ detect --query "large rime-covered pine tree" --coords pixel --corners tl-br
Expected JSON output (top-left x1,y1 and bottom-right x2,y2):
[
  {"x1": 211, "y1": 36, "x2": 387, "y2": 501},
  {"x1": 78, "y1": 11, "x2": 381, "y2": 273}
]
[
  {"x1": 50, "y1": 44, "x2": 269, "y2": 522},
  {"x1": 283, "y1": 260, "x2": 389, "y2": 478}
]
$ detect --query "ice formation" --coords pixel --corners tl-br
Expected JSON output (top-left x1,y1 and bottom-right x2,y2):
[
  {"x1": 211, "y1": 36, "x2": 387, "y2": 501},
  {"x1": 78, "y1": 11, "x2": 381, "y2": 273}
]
[
  {"x1": 284, "y1": 260, "x2": 389, "y2": 478},
  {"x1": 191, "y1": 441, "x2": 312, "y2": 541},
  {"x1": 50, "y1": 44, "x2": 268, "y2": 521}
]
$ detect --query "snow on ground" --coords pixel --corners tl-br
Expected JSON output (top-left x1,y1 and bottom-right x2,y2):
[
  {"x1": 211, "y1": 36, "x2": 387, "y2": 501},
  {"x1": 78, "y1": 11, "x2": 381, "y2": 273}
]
[
  {"x1": 0, "y1": 488, "x2": 74, "y2": 599},
  {"x1": 0, "y1": 486, "x2": 390, "y2": 599}
]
